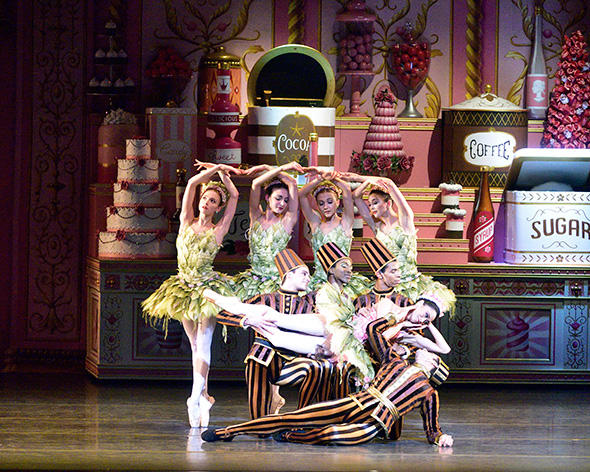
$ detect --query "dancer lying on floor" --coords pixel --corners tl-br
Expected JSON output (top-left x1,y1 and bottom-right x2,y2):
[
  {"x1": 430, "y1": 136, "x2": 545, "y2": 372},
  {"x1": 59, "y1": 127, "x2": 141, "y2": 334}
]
[{"x1": 201, "y1": 317, "x2": 453, "y2": 447}]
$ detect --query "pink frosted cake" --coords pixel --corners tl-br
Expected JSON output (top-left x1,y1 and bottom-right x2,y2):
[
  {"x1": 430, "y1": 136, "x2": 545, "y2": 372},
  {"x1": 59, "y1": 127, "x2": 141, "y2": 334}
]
[
  {"x1": 362, "y1": 89, "x2": 407, "y2": 160},
  {"x1": 98, "y1": 138, "x2": 176, "y2": 259}
]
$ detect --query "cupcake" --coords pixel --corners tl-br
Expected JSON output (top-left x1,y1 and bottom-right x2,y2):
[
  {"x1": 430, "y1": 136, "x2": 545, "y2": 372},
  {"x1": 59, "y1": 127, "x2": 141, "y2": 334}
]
[{"x1": 88, "y1": 77, "x2": 100, "y2": 93}]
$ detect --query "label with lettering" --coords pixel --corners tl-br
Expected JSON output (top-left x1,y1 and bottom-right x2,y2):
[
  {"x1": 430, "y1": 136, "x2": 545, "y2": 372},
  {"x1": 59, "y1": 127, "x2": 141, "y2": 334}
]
[
  {"x1": 473, "y1": 210, "x2": 495, "y2": 260},
  {"x1": 274, "y1": 113, "x2": 315, "y2": 166},
  {"x1": 157, "y1": 139, "x2": 191, "y2": 162},
  {"x1": 463, "y1": 131, "x2": 516, "y2": 168}
]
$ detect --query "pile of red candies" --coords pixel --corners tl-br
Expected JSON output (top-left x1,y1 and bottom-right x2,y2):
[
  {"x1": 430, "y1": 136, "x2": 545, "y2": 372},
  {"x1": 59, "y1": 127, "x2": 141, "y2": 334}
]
[
  {"x1": 391, "y1": 28, "x2": 430, "y2": 88},
  {"x1": 145, "y1": 47, "x2": 191, "y2": 78},
  {"x1": 338, "y1": 29, "x2": 374, "y2": 72}
]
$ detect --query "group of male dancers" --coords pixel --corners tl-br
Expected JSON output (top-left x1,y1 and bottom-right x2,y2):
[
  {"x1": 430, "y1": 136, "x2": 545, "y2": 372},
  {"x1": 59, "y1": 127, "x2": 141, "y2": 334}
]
[{"x1": 202, "y1": 238, "x2": 454, "y2": 448}]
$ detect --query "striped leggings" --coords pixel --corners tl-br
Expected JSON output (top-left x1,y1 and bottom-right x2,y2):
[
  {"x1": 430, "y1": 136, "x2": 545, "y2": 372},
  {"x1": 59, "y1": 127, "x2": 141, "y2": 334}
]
[
  {"x1": 245, "y1": 356, "x2": 334, "y2": 419},
  {"x1": 217, "y1": 396, "x2": 383, "y2": 445}
]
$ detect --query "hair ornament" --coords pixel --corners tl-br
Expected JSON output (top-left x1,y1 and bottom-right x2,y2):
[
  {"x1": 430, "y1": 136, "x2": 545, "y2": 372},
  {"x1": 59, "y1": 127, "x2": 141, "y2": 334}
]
[
  {"x1": 201, "y1": 181, "x2": 229, "y2": 206},
  {"x1": 417, "y1": 292, "x2": 448, "y2": 317},
  {"x1": 312, "y1": 180, "x2": 342, "y2": 199}
]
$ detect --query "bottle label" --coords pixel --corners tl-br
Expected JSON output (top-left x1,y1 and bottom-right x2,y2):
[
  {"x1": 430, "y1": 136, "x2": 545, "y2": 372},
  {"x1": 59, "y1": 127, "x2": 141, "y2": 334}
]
[
  {"x1": 473, "y1": 210, "x2": 494, "y2": 260},
  {"x1": 206, "y1": 147, "x2": 241, "y2": 165},
  {"x1": 526, "y1": 75, "x2": 548, "y2": 106}
]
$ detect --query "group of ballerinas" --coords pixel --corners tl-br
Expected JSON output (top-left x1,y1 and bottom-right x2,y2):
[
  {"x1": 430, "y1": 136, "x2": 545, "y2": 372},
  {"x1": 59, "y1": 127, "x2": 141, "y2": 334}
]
[{"x1": 142, "y1": 159, "x2": 456, "y2": 429}]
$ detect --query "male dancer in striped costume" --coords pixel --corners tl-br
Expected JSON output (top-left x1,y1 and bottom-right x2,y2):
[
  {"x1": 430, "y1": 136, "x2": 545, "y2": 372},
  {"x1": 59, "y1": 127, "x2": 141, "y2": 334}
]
[
  {"x1": 201, "y1": 315, "x2": 453, "y2": 447},
  {"x1": 355, "y1": 238, "x2": 412, "y2": 313},
  {"x1": 216, "y1": 248, "x2": 333, "y2": 419}
]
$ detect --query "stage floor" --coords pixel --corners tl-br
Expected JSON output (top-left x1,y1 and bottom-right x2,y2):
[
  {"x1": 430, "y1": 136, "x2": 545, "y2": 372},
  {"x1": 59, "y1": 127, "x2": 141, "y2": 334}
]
[{"x1": 0, "y1": 373, "x2": 589, "y2": 472}]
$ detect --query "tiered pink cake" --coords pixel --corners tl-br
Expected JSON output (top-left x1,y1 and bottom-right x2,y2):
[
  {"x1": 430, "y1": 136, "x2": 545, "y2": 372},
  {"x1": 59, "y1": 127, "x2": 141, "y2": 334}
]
[
  {"x1": 362, "y1": 88, "x2": 407, "y2": 160},
  {"x1": 98, "y1": 138, "x2": 176, "y2": 259}
]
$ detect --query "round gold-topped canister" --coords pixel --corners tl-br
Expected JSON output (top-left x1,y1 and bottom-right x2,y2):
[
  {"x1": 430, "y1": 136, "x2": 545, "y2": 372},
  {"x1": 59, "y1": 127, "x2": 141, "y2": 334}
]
[
  {"x1": 198, "y1": 46, "x2": 241, "y2": 114},
  {"x1": 442, "y1": 85, "x2": 528, "y2": 187}
]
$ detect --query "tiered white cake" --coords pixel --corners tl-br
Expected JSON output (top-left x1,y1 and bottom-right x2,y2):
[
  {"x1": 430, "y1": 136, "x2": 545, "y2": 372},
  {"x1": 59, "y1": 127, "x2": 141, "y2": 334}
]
[
  {"x1": 98, "y1": 138, "x2": 176, "y2": 259},
  {"x1": 362, "y1": 89, "x2": 407, "y2": 160}
]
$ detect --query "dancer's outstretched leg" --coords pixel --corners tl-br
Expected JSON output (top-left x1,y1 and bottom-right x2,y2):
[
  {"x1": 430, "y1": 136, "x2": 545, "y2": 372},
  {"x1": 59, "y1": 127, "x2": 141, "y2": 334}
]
[
  {"x1": 183, "y1": 315, "x2": 217, "y2": 427},
  {"x1": 279, "y1": 422, "x2": 381, "y2": 445},
  {"x1": 202, "y1": 397, "x2": 357, "y2": 441}
]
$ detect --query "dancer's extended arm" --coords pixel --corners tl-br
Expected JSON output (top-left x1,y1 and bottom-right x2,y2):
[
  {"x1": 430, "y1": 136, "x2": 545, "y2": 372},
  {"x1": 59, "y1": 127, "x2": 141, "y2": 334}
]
[
  {"x1": 180, "y1": 165, "x2": 223, "y2": 229},
  {"x1": 213, "y1": 170, "x2": 240, "y2": 246}
]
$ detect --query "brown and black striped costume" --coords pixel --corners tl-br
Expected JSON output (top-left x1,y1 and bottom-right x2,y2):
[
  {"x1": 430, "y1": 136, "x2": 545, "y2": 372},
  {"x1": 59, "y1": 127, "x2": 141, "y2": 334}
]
[
  {"x1": 216, "y1": 289, "x2": 334, "y2": 419},
  {"x1": 204, "y1": 318, "x2": 448, "y2": 446},
  {"x1": 353, "y1": 288, "x2": 413, "y2": 438}
]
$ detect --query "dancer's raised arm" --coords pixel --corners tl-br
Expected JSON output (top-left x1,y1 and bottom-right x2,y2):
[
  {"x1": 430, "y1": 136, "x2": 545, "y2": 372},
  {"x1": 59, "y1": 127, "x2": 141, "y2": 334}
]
[
  {"x1": 213, "y1": 170, "x2": 240, "y2": 245},
  {"x1": 350, "y1": 175, "x2": 379, "y2": 233},
  {"x1": 298, "y1": 173, "x2": 324, "y2": 230},
  {"x1": 249, "y1": 161, "x2": 304, "y2": 229},
  {"x1": 180, "y1": 165, "x2": 223, "y2": 229},
  {"x1": 332, "y1": 176, "x2": 354, "y2": 233},
  {"x1": 376, "y1": 177, "x2": 415, "y2": 233}
]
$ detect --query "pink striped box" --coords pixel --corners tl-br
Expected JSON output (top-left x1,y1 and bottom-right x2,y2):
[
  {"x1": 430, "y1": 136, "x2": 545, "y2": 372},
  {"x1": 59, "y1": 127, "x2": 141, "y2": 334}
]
[{"x1": 146, "y1": 108, "x2": 198, "y2": 183}]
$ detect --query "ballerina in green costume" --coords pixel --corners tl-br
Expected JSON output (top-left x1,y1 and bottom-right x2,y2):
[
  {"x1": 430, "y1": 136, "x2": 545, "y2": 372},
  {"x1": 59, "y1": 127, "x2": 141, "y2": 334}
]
[
  {"x1": 299, "y1": 171, "x2": 373, "y2": 297},
  {"x1": 142, "y1": 163, "x2": 240, "y2": 428},
  {"x1": 347, "y1": 174, "x2": 456, "y2": 314},
  {"x1": 233, "y1": 161, "x2": 305, "y2": 300}
]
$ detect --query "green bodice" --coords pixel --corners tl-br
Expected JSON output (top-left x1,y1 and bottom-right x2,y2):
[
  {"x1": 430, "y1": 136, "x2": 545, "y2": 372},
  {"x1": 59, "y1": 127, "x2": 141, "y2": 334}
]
[
  {"x1": 376, "y1": 226, "x2": 420, "y2": 283},
  {"x1": 247, "y1": 220, "x2": 291, "y2": 277},
  {"x1": 176, "y1": 227, "x2": 221, "y2": 283}
]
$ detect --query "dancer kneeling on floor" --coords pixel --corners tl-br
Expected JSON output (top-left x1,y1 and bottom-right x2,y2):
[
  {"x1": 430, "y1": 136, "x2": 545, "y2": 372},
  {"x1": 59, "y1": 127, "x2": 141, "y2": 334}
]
[{"x1": 215, "y1": 248, "x2": 335, "y2": 419}]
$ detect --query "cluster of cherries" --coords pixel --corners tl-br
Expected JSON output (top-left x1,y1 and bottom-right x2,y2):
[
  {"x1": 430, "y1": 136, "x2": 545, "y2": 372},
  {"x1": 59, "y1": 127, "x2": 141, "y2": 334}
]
[
  {"x1": 145, "y1": 47, "x2": 191, "y2": 78},
  {"x1": 391, "y1": 27, "x2": 430, "y2": 88},
  {"x1": 338, "y1": 31, "x2": 374, "y2": 72}
]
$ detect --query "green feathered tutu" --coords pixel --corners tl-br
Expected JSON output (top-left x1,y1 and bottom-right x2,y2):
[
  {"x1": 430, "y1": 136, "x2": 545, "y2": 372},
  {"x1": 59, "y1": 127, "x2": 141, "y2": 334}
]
[
  {"x1": 316, "y1": 282, "x2": 375, "y2": 382},
  {"x1": 141, "y1": 227, "x2": 234, "y2": 332}
]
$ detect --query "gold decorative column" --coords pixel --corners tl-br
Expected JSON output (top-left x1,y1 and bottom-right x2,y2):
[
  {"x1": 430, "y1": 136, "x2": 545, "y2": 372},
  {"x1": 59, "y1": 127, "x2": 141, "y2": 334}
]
[
  {"x1": 465, "y1": 0, "x2": 482, "y2": 99},
  {"x1": 288, "y1": 0, "x2": 305, "y2": 44}
]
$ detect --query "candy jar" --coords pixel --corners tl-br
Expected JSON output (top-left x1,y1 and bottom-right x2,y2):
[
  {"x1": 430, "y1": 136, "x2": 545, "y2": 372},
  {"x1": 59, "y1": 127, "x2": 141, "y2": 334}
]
[
  {"x1": 390, "y1": 25, "x2": 431, "y2": 118},
  {"x1": 336, "y1": 0, "x2": 376, "y2": 116}
]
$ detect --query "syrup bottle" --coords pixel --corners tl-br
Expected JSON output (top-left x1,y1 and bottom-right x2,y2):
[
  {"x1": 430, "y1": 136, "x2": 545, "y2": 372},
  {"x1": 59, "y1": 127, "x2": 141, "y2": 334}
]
[{"x1": 471, "y1": 167, "x2": 494, "y2": 262}]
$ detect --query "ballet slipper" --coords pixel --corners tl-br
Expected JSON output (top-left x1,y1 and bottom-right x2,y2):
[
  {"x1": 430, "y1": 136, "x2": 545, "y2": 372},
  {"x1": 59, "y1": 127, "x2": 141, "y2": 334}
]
[
  {"x1": 186, "y1": 396, "x2": 200, "y2": 428},
  {"x1": 198, "y1": 393, "x2": 215, "y2": 428},
  {"x1": 269, "y1": 390, "x2": 286, "y2": 415}
]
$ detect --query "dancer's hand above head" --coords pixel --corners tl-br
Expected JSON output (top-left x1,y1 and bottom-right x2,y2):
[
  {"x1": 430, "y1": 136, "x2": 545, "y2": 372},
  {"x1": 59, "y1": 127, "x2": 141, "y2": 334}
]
[
  {"x1": 281, "y1": 161, "x2": 305, "y2": 173},
  {"x1": 243, "y1": 164, "x2": 272, "y2": 176}
]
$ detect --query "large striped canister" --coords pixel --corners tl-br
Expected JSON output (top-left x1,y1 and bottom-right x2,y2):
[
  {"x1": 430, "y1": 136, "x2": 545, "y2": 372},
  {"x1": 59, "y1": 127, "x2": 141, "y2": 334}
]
[
  {"x1": 247, "y1": 106, "x2": 335, "y2": 167},
  {"x1": 146, "y1": 108, "x2": 198, "y2": 183}
]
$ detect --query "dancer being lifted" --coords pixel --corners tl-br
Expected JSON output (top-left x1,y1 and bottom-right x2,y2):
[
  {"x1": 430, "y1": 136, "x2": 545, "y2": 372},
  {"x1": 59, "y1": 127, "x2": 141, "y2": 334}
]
[
  {"x1": 201, "y1": 316, "x2": 453, "y2": 447},
  {"x1": 142, "y1": 163, "x2": 240, "y2": 428},
  {"x1": 344, "y1": 173, "x2": 456, "y2": 313},
  {"x1": 233, "y1": 161, "x2": 306, "y2": 300},
  {"x1": 299, "y1": 172, "x2": 372, "y2": 297}
]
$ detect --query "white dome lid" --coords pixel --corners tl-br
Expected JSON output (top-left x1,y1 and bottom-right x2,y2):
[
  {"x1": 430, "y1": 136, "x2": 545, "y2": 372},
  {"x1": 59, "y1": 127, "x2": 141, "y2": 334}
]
[{"x1": 448, "y1": 85, "x2": 523, "y2": 111}]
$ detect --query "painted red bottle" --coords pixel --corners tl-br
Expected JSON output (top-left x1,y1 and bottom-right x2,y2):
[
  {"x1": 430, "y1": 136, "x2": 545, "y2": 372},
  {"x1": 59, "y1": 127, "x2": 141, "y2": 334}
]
[
  {"x1": 471, "y1": 169, "x2": 494, "y2": 262},
  {"x1": 206, "y1": 64, "x2": 241, "y2": 166}
]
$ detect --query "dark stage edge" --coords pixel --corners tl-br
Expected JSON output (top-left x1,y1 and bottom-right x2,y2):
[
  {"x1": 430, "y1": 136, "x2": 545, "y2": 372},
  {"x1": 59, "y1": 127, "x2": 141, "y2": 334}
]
[{"x1": 0, "y1": 373, "x2": 589, "y2": 472}]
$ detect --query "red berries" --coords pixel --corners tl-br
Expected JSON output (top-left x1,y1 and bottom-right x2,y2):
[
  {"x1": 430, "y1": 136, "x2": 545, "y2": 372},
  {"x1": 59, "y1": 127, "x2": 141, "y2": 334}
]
[{"x1": 145, "y1": 47, "x2": 191, "y2": 78}]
